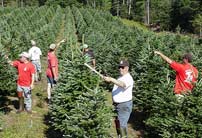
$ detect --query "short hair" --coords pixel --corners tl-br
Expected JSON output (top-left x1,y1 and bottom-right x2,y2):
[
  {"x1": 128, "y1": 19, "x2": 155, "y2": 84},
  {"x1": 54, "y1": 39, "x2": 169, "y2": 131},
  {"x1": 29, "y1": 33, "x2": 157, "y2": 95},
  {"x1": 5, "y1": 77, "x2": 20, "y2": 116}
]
[
  {"x1": 183, "y1": 53, "x2": 192, "y2": 62},
  {"x1": 49, "y1": 49, "x2": 54, "y2": 52}
]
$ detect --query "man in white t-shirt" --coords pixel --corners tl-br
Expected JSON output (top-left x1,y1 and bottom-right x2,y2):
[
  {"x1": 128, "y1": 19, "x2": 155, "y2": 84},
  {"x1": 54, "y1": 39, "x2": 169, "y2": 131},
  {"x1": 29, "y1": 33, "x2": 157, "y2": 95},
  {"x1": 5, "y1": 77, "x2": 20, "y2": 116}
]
[
  {"x1": 103, "y1": 60, "x2": 134, "y2": 138},
  {"x1": 28, "y1": 40, "x2": 42, "y2": 81}
]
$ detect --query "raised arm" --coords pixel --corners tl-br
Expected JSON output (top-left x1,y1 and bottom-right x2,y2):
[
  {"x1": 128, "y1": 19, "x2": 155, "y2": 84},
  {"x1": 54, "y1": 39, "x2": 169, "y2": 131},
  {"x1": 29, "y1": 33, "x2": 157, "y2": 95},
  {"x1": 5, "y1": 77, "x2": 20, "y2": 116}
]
[
  {"x1": 56, "y1": 39, "x2": 66, "y2": 47},
  {"x1": 103, "y1": 76, "x2": 126, "y2": 88},
  {"x1": 92, "y1": 59, "x2": 96, "y2": 68},
  {"x1": 54, "y1": 39, "x2": 66, "y2": 51},
  {"x1": 4, "y1": 55, "x2": 14, "y2": 66},
  {"x1": 154, "y1": 51, "x2": 172, "y2": 64}
]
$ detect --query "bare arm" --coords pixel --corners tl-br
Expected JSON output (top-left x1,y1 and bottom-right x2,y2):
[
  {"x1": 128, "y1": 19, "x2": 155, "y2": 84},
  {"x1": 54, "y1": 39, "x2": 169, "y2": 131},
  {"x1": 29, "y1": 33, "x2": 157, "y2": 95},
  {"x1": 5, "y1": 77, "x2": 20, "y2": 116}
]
[
  {"x1": 54, "y1": 39, "x2": 66, "y2": 52},
  {"x1": 4, "y1": 55, "x2": 13, "y2": 65},
  {"x1": 51, "y1": 67, "x2": 57, "y2": 80},
  {"x1": 8, "y1": 60, "x2": 13, "y2": 65},
  {"x1": 92, "y1": 59, "x2": 96, "y2": 68},
  {"x1": 103, "y1": 76, "x2": 126, "y2": 88},
  {"x1": 154, "y1": 51, "x2": 172, "y2": 64},
  {"x1": 31, "y1": 74, "x2": 35, "y2": 89},
  {"x1": 56, "y1": 39, "x2": 66, "y2": 47}
]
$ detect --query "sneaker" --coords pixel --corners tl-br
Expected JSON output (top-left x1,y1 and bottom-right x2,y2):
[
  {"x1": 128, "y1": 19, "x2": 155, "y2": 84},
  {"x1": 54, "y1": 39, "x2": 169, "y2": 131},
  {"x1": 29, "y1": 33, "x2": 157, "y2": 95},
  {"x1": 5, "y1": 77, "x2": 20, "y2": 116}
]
[
  {"x1": 26, "y1": 110, "x2": 32, "y2": 114},
  {"x1": 16, "y1": 109, "x2": 24, "y2": 114},
  {"x1": 0, "y1": 127, "x2": 3, "y2": 131}
]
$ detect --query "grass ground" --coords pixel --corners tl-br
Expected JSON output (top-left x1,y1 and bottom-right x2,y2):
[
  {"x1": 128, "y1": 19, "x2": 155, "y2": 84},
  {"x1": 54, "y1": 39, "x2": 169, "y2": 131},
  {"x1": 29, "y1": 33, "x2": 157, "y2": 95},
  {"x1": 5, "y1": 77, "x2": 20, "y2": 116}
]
[{"x1": 121, "y1": 19, "x2": 149, "y2": 32}]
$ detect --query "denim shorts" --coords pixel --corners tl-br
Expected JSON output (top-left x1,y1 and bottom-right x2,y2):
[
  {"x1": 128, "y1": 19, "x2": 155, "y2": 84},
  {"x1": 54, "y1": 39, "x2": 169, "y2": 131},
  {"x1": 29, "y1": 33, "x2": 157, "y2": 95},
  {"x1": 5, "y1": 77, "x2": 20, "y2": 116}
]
[
  {"x1": 115, "y1": 100, "x2": 132, "y2": 128},
  {"x1": 32, "y1": 60, "x2": 41, "y2": 72}
]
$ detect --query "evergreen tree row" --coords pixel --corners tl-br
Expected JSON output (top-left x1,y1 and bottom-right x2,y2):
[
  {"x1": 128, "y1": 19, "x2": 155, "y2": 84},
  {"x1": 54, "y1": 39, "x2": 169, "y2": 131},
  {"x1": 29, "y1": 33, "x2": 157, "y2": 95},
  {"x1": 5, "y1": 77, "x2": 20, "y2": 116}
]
[
  {"x1": 0, "y1": 5, "x2": 202, "y2": 137},
  {"x1": 71, "y1": 7, "x2": 202, "y2": 138}
]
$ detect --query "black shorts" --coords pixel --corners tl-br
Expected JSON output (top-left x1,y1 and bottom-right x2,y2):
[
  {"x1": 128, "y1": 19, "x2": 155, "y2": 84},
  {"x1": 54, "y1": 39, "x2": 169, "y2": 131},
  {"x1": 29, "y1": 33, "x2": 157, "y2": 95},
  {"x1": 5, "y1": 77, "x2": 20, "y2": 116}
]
[{"x1": 47, "y1": 76, "x2": 56, "y2": 87}]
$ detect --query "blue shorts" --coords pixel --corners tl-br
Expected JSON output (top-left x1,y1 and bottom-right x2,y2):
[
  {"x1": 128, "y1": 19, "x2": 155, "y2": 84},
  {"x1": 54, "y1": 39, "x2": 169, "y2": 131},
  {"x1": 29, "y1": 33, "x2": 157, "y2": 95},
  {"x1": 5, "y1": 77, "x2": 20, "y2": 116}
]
[
  {"x1": 31, "y1": 60, "x2": 41, "y2": 72},
  {"x1": 47, "y1": 77, "x2": 56, "y2": 88},
  {"x1": 115, "y1": 100, "x2": 132, "y2": 128}
]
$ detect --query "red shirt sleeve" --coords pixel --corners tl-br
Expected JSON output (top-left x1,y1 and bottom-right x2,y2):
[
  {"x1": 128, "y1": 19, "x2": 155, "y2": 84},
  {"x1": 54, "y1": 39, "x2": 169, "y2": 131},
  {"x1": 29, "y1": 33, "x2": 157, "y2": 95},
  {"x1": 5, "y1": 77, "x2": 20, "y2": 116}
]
[
  {"x1": 12, "y1": 60, "x2": 20, "y2": 68},
  {"x1": 170, "y1": 61, "x2": 183, "y2": 72}
]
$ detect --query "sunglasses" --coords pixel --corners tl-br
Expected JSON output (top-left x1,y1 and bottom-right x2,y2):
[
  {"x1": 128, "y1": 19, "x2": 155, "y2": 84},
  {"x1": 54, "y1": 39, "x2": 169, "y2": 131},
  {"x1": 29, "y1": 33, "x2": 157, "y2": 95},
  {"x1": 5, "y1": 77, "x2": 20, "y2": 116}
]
[{"x1": 118, "y1": 66, "x2": 125, "y2": 69}]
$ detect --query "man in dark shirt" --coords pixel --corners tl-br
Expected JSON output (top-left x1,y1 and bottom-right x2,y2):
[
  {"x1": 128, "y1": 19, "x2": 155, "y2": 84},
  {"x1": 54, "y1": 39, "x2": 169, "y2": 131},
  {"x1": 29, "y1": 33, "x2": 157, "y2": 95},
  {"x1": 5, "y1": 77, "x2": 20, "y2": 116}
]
[{"x1": 82, "y1": 44, "x2": 96, "y2": 68}]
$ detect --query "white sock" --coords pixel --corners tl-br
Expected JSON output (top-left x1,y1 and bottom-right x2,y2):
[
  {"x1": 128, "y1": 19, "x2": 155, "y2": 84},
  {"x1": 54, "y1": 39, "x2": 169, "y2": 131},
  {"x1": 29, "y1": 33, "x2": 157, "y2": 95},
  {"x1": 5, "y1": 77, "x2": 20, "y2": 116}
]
[{"x1": 47, "y1": 83, "x2": 51, "y2": 99}]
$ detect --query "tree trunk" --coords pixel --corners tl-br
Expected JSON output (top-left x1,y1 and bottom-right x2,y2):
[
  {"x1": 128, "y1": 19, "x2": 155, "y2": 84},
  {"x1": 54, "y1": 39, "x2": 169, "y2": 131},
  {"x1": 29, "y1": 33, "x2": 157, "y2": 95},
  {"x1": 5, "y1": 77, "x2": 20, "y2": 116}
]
[
  {"x1": 200, "y1": 24, "x2": 202, "y2": 37},
  {"x1": 21, "y1": 0, "x2": 23, "y2": 7},
  {"x1": 146, "y1": 0, "x2": 150, "y2": 25},
  {"x1": 132, "y1": 0, "x2": 135, "y2": 16},
  {"x1": 128, "y1": 0, "x2": 132, "y2": 15},
  {"x1": 117, "y1": 0, "x2": 120, "y2": 16},
  {"x1": 1, "y1": 0, "x2": 3, "y2": 7},
  {"x1": 93, "y1": 0, "x2": 96, "y2": 8}
]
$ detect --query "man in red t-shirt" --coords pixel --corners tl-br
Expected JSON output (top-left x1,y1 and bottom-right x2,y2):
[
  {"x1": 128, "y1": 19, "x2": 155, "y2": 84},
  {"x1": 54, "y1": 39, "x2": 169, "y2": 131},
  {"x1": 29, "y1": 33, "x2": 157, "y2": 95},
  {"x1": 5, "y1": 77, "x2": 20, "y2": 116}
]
[
  {"x1": 46, "y1": 39, "x2": 65, "y2": 104},
  {"x1": 154, "y1": 51, "x2": 198, "y2": 100},
  {"x1": 6, "y1": 52, "x2": 35, "y2": 113}
]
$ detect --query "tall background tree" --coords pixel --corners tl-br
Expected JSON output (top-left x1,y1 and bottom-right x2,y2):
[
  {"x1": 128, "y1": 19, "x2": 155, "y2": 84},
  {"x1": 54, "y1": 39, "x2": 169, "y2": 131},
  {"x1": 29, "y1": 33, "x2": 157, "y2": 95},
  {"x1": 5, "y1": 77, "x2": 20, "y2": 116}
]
[
  {"x1": 170, "y1": 0, "x2": 202, "y2": 33},
  {"x1": 1, "y1": 0, "x2": 201, "y2": 36},
  {"x1": 150, "y1": 0, "x2": 172, "y2": 30},
  {"x1": 1, "y1": 0, "x2": 41, "y2": 7},
  {"x1": 192, "y1": 14, "x2": 202, "y2": 37},
  {"x1": 45, "y1": 0, "x2": 80, "y2": 7}
]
